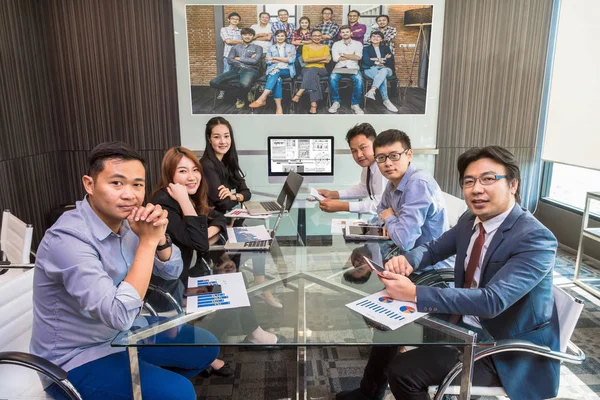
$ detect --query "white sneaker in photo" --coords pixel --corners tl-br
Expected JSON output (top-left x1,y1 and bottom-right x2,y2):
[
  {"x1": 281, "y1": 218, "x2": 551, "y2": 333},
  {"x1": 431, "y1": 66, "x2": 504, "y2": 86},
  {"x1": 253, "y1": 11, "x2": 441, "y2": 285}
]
[
  {"x1": 383, "y1": 99, "x2": 398, "y2": 112},
  {"x1": 351, "y1": 104, "x2": 364, "y2": 115},
  {"x1": 328, "y1": 102, "x2": 341, "y2": 113},
  {"x1": 217, "y1": 90, "x2": 225, "y2": 100},
  {"x1": 365, "y1": 89, "x2": 376, "y2": 100}
]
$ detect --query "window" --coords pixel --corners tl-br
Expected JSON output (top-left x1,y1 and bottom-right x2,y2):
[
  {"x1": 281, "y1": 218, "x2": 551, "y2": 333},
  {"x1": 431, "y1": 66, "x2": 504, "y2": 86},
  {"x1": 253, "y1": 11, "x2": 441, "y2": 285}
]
[{"x1": 542, "y1": 163, "x2": 600, "y2": 215}]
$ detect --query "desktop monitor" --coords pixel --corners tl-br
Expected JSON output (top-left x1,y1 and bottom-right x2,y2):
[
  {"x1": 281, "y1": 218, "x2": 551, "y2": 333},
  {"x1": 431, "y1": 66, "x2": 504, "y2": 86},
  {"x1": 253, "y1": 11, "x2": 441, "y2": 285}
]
[{"x1": 267, "y1": 136, "x2": 334, "y2": 184}]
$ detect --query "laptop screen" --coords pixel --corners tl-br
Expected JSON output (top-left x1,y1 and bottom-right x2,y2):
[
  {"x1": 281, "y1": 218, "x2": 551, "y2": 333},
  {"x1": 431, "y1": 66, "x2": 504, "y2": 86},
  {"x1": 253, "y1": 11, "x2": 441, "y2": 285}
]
[{"x1": 276, "y1": 171, "x2": 304, "y2": 211}]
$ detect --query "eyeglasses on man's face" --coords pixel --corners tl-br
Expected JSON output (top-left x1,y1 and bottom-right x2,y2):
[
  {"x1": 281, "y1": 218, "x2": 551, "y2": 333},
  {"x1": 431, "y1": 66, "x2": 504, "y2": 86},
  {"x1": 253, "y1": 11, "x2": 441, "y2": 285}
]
[
  {"x1": 374, "y1": 149, "x2": 408, "y2": 163},
  {"x1": 460, "y1": 173, "x2": 506, "y2": 188}
]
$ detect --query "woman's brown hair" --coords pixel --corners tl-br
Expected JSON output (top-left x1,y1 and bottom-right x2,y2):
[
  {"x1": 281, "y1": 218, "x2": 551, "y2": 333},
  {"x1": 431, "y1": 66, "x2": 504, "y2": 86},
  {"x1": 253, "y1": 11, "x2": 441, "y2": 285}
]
[{"x1": 152, "y1": 146, "x2": 210, "y2": 215}]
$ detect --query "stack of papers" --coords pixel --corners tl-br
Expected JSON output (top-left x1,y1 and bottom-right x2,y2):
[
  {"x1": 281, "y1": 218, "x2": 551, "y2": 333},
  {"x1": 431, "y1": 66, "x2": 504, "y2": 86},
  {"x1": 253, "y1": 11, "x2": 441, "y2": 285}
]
[
  {"x1": 346, "y1": 290, "x2": 427, "y2": 330},
  {"x1": 225, "y1": 209, "x2": 270, "y2": 219},
  {"x1": 186, "y1": 272, "x2": 250, "y2": 313},
  {"x1": 226, "y1": 225, "x2": 271, "y2": 243}
]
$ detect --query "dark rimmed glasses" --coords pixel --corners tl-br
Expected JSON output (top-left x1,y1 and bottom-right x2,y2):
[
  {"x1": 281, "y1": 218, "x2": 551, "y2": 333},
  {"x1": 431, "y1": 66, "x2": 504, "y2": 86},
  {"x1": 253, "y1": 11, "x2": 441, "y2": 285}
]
[
  {"x1": 460, "y1": 173, "x2": 506, "y2": 188},
  {"x1": 374, "y1": 149, "x2": 408, "y2": 163}
]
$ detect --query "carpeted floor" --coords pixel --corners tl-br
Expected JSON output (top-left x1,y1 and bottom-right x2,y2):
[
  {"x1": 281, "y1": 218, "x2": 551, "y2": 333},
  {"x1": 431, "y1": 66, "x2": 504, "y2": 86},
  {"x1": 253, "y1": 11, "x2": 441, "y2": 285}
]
[{"x1": 192, "y1": 249, "x2": 600, "y2": 400}]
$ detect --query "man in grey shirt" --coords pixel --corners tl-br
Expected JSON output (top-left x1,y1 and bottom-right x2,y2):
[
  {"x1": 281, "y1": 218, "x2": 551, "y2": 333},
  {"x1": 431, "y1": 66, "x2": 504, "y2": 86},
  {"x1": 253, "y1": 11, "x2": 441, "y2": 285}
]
[
  {"x1": 30, "y1": 142, "x2": 219, "y2": 400},
  {"x1": 209, "y1": 27, "x2": 263, "y2": 110}
]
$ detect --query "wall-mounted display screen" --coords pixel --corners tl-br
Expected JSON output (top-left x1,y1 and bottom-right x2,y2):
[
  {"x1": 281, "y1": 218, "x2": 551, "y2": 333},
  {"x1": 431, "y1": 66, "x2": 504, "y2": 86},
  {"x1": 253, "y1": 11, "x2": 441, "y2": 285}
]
[{"x1": 268, "y1": 136, "x2": 334, "y2": 176}]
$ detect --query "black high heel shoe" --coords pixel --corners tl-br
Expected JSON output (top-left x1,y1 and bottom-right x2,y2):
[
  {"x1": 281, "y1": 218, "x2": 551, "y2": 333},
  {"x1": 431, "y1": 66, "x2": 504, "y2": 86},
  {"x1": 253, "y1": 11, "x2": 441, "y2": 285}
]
[{"x1": 200, "y1": 362, "x2": 235, "y2": 378}]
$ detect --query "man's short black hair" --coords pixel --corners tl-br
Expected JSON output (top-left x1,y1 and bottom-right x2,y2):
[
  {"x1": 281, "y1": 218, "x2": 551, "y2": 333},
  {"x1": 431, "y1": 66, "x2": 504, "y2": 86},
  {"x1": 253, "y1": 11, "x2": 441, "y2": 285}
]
[
  {"x1": 87, "y1": 141, "x2": 145, "y2": 180},
  {"x1": 259, "y1": 11, "x2": 270, "y2": 19},
  {"x1": 227, "y1": 12, "x2": 241, "y2": 20},
  {"x1": 373, "y1": 129, "x2": 412, "y2": 152},
  {"x1": 240, "y1": 27, "x2": 255, "y2": 36},
  {"x1": 346, "y1": 123, "x2": 376, "y2": 143},
  {"x1": 277, "y1": 9, "x2": 288, "y2": 15},
  {"x1": 339, "y1": 25, "x2": 351, "y2": 33},
  {"x1": 321, "y1": 7, "x2": 333, "y2": 14},
  {"x1": 370, "y1": 31, "x2": 384, "y2": 40},
  {"x1": 348, "y1": 9, "x2": 361, "y2": 17},
  {"x1": 343, "y1": 269, "x2": 371, "y2": 284},
  {"x1": 457, "y1": 146, "x2": 521, "y2": 203},
  {"x1": 376, "y1": 14, "x2": 390, "y2": 23}
]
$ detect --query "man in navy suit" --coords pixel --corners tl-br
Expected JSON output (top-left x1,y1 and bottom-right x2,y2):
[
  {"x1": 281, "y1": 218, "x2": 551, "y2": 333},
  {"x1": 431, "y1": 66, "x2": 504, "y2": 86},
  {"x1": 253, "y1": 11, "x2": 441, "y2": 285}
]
[{"x1": 380, "y1": 146, "x2": 559, "y2": 400}]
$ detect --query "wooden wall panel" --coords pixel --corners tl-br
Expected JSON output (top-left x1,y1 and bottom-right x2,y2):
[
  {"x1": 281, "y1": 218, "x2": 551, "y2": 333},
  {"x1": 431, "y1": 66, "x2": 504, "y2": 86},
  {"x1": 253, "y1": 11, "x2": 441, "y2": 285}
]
[
  {"x1": 0, "y1": 0, "x2": 181, "y2": 247},
  {"x1": 435, "y1": 0, "x2": 553, "y2": 209}
]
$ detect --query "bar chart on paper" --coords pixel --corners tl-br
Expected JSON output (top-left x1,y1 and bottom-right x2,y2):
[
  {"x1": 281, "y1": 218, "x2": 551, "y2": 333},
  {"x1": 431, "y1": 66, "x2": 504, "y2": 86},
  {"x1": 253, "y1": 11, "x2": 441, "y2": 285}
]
[
  {"x1": 346, "y1": 290, "x2": 427, "y2": 330},
  {"x1": 186, "y1": 273, "x2": 250, "y2": 313}
]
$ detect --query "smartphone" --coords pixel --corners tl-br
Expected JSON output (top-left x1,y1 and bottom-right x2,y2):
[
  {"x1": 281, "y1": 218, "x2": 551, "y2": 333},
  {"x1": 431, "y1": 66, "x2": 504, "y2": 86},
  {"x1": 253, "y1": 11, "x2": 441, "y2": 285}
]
[
  {"x1": 362, "y1": 256, "x2": 386, "y2": 276},
  {"x1": 184, "y1": 284, "x2": 222, "y2": 297}
]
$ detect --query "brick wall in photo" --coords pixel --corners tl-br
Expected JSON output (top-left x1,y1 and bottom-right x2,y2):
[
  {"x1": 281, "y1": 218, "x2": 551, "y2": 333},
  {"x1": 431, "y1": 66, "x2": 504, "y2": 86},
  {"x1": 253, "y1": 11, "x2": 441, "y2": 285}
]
[
  {"x1": 389, "y1": 5, "x2": 431, "y2": 87},
  {"x1": 187, "y1": 5, "x2": 216, "y2": 87},
  {"x1": 301, "y1": 5, "x2": 344, "y2": 30},
  {"x1": 223, "y1": 5, "x2": 258, "y2": 29}
]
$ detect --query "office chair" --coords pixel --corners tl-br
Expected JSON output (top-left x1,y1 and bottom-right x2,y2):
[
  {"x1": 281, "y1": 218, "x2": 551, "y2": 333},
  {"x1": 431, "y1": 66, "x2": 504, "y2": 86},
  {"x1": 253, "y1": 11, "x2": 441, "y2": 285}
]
[
  {"x1": 1, "y1": 210, "x2": 34, "y2": 272},
  {"x1": 249, "y1": 75, "x2": 295, "y2": 114},
  {"x1": 427, "y1": 284, "x2": 586, "y2": 399}
]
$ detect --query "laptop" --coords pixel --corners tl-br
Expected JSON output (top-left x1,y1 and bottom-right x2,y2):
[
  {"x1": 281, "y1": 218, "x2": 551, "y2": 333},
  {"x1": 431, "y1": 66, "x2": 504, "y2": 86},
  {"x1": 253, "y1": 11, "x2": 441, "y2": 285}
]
[
  {"x1": 224, "y1": 206, "x2": 285, "y2": 251},
  {"x1": 332, "y1": 67, "x2": 358, "y2": 75},
  {"x1": 244, "y1": 171, "x2": 304, "y2": 215}
]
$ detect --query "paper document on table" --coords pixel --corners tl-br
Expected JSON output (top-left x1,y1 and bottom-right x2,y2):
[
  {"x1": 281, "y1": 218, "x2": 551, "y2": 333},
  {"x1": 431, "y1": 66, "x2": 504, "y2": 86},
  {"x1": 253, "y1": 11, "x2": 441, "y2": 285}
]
[
  {"x1": 331, "y1": 218, "x2": 365, "y2": 234},
  {"x1": 226, "y1": 225, "x2": 272, "y2": 243},
  {"x1": 346, "y1": 290, "x2": 427, "y2": 330},
  {"x1": 225, "y1": 208, "x2": 270, "y2": 219},
  {"x1": 309, "y1": 188, "x2": 325, "y2": 201},
  {"x1": 186, "y1": 273, "x2": 250, "y2": 313}
]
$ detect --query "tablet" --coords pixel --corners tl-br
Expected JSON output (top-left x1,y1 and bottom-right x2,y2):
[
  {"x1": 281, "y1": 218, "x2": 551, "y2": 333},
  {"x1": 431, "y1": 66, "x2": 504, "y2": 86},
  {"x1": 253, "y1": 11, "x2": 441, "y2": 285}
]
[{"x1": 344, "y1": 225, "x2": 388, "y2": 240}]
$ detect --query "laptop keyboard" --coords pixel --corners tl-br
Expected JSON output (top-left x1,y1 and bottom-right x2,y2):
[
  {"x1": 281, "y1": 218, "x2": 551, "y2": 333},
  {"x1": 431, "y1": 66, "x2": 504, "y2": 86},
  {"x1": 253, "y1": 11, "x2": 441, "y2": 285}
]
[
  {"x1": 243, "y1": 240, "x2": 271, "y2": 248},
  {"x1": 260, "y1": 201, "x2": 281, "y2": 212}
]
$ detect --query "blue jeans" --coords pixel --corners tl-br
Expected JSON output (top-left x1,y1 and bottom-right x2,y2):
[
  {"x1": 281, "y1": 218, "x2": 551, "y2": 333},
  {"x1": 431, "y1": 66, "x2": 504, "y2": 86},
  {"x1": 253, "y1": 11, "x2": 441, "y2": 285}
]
[
  {"x1": 329, "y1": 72, "x2": 364, "y2": 105},
  {"x1": 364, "y1": 66, "x2": 393, "y2": 101},
  {"x1": 223, "y1": 56, "x2": 231, "y2": 73},
  {"x1": 265, "y1": 68, "x2": 292, "y2": 99},
  {"x1": 47, "y1": 324, "x2": 219, "y2": 400},
  {"x1": 210, "y1": 66, "x2": 258, "y2": 100}
]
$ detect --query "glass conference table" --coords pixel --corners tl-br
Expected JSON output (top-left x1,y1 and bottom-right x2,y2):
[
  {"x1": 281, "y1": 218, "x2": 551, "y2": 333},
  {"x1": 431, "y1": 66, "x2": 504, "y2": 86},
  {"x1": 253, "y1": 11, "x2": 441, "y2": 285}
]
[{"x1": 112, "y1": 199, "x2": 490, "y2": 400}]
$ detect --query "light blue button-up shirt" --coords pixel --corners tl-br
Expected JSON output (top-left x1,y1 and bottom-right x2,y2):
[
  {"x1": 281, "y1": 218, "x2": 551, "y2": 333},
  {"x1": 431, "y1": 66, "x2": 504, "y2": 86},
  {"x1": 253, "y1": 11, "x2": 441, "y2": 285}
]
[
  {"x1": 30, "y1": 198, "x2": 182, "y2": 373},
  {"x1": 377, "y1": 164, "x2": 454, "y2": 269}
]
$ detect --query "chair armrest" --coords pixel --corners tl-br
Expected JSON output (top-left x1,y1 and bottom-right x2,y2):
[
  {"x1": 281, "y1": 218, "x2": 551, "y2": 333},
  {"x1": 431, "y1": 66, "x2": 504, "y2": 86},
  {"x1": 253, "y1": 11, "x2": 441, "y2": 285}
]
[
  {"x1": 433, "y1": 338, "x2": 585, "y2": 400},
  {"x1": 0, "y1": 351, "x2": 67, "y2": 380},
  {"x1": 147, "y1": 283, "x2": 184, "y2": 314}
]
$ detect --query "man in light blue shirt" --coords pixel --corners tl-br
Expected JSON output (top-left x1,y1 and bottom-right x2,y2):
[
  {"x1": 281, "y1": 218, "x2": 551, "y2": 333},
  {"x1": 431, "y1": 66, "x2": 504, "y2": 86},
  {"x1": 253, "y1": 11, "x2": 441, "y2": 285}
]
[
  {"x1": 337, "y1": 129, "x2": 452, "y2": 400},
  {"x1": 31, "y1": 142, "x2": 219, "y2": 400}
]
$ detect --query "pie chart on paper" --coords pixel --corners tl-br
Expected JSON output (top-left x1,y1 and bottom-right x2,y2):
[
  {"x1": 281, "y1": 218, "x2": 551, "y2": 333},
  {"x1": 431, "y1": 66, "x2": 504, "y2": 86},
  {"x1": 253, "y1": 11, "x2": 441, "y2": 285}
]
[
  {"x1": 399, "y1": 305, "x2": 416, "y2": 314},
  {"x1": 378, "y1": 296, "x2": 394, "y2": 304}
]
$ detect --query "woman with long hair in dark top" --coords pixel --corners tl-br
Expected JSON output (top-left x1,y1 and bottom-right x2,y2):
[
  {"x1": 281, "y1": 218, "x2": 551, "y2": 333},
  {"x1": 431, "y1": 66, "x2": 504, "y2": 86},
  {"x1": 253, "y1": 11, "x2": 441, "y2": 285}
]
[
  {"x1": 150, "y1": 146, "x2": 234, "y2": 377},
  {"x1": 200, "y1": 116, "x2": 283, "y2": 308},
  {"x1": 150, "y1": 146, "x2": 279, "y2": 377},
  {"x1": 200, "y1": 116, "x2": 251, "y2": 215}
]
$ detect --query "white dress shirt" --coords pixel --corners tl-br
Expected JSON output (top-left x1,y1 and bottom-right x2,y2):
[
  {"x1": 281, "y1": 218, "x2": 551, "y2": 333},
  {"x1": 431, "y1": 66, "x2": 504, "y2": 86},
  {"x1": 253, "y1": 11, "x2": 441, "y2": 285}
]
[
  {"x1": 338, "y1": 162, "x2": 388, "y2": 214},
  {"x1": 331, "y1": 39, "x2": 363, "y2": 69},
  {"x1": 462, "y1": 203, "x2": 515, "y2": 328}
]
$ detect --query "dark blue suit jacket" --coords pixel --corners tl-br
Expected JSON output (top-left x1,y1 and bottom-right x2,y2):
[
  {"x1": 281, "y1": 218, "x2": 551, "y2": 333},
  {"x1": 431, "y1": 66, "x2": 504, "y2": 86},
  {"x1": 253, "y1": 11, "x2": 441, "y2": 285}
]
[{"x1": 406, "y1": 205, "x2": 560, "y2": 400}]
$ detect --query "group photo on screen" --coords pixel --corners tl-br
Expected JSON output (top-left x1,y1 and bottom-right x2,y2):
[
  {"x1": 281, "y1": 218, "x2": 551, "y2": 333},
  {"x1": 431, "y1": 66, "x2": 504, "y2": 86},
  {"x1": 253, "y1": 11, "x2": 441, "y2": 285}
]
[{"x1": 186, "y1": 4, "x2": 433, "y2": 115}]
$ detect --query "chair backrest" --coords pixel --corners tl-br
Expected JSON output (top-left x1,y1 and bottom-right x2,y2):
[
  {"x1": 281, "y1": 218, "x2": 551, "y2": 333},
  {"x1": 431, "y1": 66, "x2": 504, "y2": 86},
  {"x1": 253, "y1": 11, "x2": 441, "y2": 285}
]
[
  {"x1": 553, "y1": 285, "x2": 584, "y2": 352},
  {"x1": 1, "y1": 210, "x2": 33, "y2": 264},
  {"x1": 441, "y1": 192, "x2": 467, "y2": 228}
]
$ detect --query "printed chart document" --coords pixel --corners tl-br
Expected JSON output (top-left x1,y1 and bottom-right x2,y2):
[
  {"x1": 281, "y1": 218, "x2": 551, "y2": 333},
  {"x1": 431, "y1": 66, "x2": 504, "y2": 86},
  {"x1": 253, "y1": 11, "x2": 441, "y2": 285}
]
[
  {"x1": 331, "y1": 218, "x2": 366, "y2": 234},
  {"x1": 186, "y1": 273, "x2": 250, "y2": 313},
  {"x1": 226, "y1": 225, "x2": 272, "y2": 243},
  {"x1": 225, "y1": 208, "x2": 270, "y2": 219},
  {"x1": 346, "y1": 290, "x2": 427, "y2": 330}
]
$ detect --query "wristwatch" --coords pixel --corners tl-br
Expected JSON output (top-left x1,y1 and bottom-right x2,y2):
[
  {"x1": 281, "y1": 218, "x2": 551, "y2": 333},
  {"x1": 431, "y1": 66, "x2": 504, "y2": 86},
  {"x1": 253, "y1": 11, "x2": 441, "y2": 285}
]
[
  {"x1": 235, "y1": 193, "x2": 242, "y2": 202},
  {"x1": 156, "y1": 233, "x2": 172, "y2": 251}
]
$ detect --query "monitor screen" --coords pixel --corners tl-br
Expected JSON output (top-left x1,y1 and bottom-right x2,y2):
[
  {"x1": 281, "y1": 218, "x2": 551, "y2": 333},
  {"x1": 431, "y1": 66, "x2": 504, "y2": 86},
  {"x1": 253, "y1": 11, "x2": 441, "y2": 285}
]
[{"x1": 268, "y1": 136, "x2": 334, "y2": 176}]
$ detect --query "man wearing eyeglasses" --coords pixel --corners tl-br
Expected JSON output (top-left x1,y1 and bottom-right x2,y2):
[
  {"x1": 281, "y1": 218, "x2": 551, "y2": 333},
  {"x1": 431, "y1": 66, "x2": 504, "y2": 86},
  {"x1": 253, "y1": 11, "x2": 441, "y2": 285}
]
[
  {"x1": 336, "y1": 129, "x2": 451, "y2": 400},
  {"x1": 375, "y1": 146, "x2": 559, "y2": 400}
]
